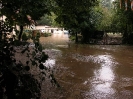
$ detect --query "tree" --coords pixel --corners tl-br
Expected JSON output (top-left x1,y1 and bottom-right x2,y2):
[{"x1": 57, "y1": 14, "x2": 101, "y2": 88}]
[
  {"x1": 0, "y1": 0, "x2": 59, "y2": 98},
  {"x1": 54, "y1": 0, "x2": 98, "y2": 43},
  {"x1": 99, "y1": 6, "x2": 114, "y2": 32},
  {"x1": 112, "y1": 0, "x2": 133, "y2": 44},
  {"x1": 100, "y1": 0, "x2": 112, "y2": 9},
  {"x1": 36, "y1": 13, "x2": 58, "y2": 26},
  {"x1": 0, "y1": 0, "x2": 50, "y2": 40}
]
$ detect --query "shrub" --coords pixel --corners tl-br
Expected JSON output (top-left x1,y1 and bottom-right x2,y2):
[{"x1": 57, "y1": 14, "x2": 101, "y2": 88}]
[{"x1": 0, "y1": 21, "x2": 59, "y2": 99}]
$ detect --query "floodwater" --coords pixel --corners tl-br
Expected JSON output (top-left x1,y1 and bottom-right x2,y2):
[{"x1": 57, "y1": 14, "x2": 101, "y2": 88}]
[{"x1": 40, "y1": 32, "x2": 133, "y2": 99}]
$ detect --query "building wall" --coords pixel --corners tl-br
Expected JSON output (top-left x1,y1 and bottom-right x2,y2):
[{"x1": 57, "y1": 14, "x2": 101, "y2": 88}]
[{"x1": 35, "y1": 26, "x2": 64, "y2": 33}]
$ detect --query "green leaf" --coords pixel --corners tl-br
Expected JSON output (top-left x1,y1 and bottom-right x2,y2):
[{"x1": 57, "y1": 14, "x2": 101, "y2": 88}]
[
  {"x1": 39, "y1": 64, "x2": 44, "y2": 69},
  {"x1": 32, "y1": 51, "x2": 36, "y2": 57},
  {"x1": 41, "y1": 54, "x2": 49, "y2": 62},
  {"x1": 24, "y1": 66, "x2": 30, "y2": 71},
  {"x1": 41, "y1": 72, "x2": 46, "y2": 75},
  {"x1": 26, "y1": 61, "x2": 29, "y2": 65},
  {"x1": 10, "y1": 47, "x2": 13, "y2": 51},
  {"x1": 42, "y1": 77, "x2": 45, "y2": 81},
  {"x1": 38, "y1": 44, "x2": 43, "y2": 51},
  {"x1": 32, "y1": 61, "x2": 37, "y2": 66},
  {"x1": 21, "y1": 47, "x2": 28, "y2": 54}
]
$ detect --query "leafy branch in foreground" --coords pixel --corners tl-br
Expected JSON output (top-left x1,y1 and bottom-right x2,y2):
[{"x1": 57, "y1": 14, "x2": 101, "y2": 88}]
[{"x1": 0, "y1": 20, "x2": 59, "y2": 99}]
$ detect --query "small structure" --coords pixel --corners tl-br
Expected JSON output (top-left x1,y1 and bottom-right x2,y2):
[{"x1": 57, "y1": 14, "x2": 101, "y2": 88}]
[{"x1": 35, "y1": 25, "x2": 64, "y2": 33}]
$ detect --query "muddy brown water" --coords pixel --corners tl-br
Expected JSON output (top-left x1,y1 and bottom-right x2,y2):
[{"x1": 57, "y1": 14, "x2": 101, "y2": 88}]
[{"x1": 40, "y1": 32, "x2": 133, "y2": 99}]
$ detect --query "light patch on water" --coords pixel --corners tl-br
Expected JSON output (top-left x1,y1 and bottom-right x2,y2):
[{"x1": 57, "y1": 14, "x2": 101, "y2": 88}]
[
  {"x1": 42, "y1": 49, "x2": 62, "y2": 68},
  {"x1": 56, "y1": 45, "x2": 69, "y2": 48},
  {"x1": 94, "y1": 55, "x2": 117, "y2": 81},
  {"x1": 93, "y1": 82, "x2": 115, "y2": 94},
  {"x1": 84, "y1": 85, "x2": 116, "y2": 99},
  {"x1": 79, "y1": 54, "x2": 118, "y2": 98},
  {"x1": 72, "y1": 54, "x2": 118, "y2": 65},
  {"x1": 73, "y1": 54, "x2": 117, "y2": 82},
  {"x1": 72, "y1": 54, "x2": 95, "y2": 62},
  {"x1": 95, "y1": 66, "x2": 114, "y2": 81},
  {"x1": 43, "y1": 59, "x2": 55, "y2": 68}
]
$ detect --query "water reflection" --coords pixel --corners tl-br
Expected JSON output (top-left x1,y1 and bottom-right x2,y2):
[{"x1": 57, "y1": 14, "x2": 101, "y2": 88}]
[
  {"x1": 40, "y1": 32, "x2": 69, "y2": 46},
  {"x1": 42, "y1": 49, "x2": 62, "y2": 68},
  {"x1": 43, "y1": 59, "x2": 55, "y2": 68},
  {"x1": 81, "y1": 55, "x2": 117, "y2": 98},
  {"x1": 40, "y1": 32, "x2": 133, "y2": 98},
  {"x1": 96, "y1": 66, "x2": 114, "y2": 81},
  {"x1": 94, "y1": 55, "x2": 116, "y2": 81}
]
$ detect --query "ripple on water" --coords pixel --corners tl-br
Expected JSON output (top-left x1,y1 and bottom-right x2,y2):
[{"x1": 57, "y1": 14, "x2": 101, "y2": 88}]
[
  {"x1": 42, "y1": 49, "x2": 62, "y2": 68},
  {"x1": 74, "y1": 54, "x2": 119, "y2": 99},
  {"x1": 43, "y1": 48, "x2": 62, "y2": 58},
  {"x1": 72, "y1": 54, "x2": 118, "y2": 65}
]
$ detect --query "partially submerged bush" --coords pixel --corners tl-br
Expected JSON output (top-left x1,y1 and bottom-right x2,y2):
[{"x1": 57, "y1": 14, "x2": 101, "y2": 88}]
[
  {"x1": 0, "y1": 21, "x2": 59, "y2": 99},
  {"x1": 41, "y1": 32, "x2": 52, "y2": 37}
]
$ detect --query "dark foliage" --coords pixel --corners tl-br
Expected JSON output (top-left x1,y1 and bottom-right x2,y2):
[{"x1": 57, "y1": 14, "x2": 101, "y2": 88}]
[{"x1": 0, "y1": 19, "x2": 59, "y2": 99}]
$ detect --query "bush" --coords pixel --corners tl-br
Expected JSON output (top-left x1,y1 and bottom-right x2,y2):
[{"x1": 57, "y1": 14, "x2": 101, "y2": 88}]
[
  {"x1": 41, "y1": 32, "x2": 52, "y2": 37},
  {"x1": 0, "y1": 21, "x2": 59, "y2": 99},
  {"x1": 69, "y1": 35, "x2": 75, "y2": 41}
]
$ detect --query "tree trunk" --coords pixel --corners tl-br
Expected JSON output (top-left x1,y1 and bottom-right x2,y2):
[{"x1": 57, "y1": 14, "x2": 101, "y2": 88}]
[
  {"x1": 75, "y1": 32, "x2": 78, "y2": 43},
  {"x1": 18, "y1": 25, "x2": 23, "y2": 41},
  {"x1": 122, "y1": 24, "x2": 128, "y2": 44},
  {"x1": 0, "y1": 23, "x2": 2, "y2": 39},
  {"x1": 81, "y1": 28, "x2": 90, "y2": 44}
]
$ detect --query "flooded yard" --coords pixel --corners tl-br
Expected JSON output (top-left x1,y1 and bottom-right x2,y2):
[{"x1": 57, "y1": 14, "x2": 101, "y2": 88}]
[{"x1": 40, "y1": 32, "x2": 133, "y2": 99}]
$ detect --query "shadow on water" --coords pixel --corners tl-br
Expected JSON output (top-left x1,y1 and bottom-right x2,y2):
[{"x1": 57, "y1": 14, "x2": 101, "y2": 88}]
[{"x1": 40, "y1": 32, "x2": 133, "y2": 99}]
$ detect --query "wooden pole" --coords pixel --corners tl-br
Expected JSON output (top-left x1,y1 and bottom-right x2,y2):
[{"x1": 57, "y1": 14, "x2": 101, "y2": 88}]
[
  {"x1": 131, "y1": 0, "x2": 133, "y2": 10},
  {"x1": 120, "y1": 0, "x2": 122, "y2": 9},
  {"x1": 125, "y1": 0, "x2": 128, "y2": 10}
]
